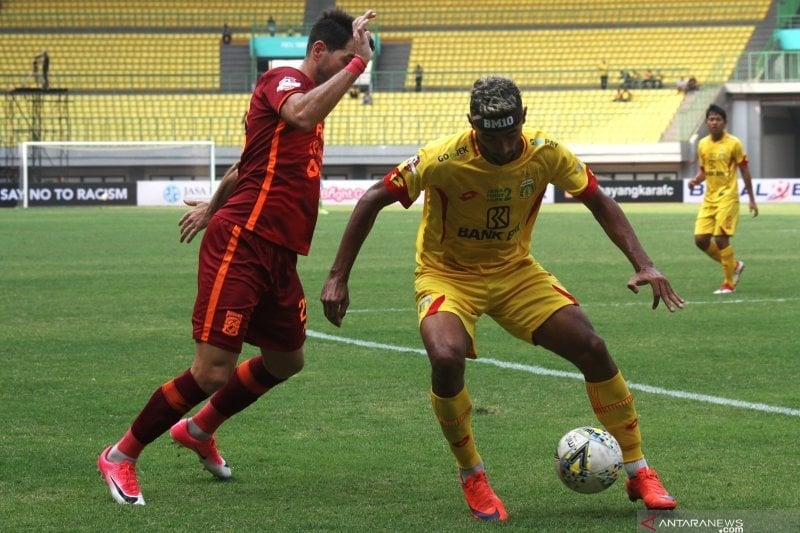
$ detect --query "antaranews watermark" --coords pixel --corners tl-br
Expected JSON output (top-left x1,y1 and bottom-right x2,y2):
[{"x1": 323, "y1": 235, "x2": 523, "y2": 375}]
[{"x1": 637, "y1": 510, "x2": 800, "y2": 532}]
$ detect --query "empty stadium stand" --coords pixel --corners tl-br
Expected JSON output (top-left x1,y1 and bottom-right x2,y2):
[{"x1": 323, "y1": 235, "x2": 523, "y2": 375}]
[
  {"x1": 1, "y1": 33, "x2": 222, "y2": 91},
  {"x1": 337, "y1": 0, "x2": 772, "y2": 28},
  {"x1": 388, "y1": 26, "x2": 753, "y2": 91},
  {"x1": 0, "y1": 0, "x2": 305, "y2": 29},
  {"x1": 0, "y1": 0, "x2": 780, "y2": 159},
  {"x1": 327, "y1": 90, "x2": 686, "y2": 146}
]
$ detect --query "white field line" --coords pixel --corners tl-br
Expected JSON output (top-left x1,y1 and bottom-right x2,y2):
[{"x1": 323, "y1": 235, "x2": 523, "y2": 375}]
[
  {"x1": 342, "y1": 296, "x2": 800, "y2": 314},
  {"x1": 345, "y1": 308, "x2": 411, "y2": 313},
  {"x1": 587, "y1": 297, "x2": 800, "y2": 307},
  {"x1": 306, "y1": 330, "x2": 800, "y2": 418}
]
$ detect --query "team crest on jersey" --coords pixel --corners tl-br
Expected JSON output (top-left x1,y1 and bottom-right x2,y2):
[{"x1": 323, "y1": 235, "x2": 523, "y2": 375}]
[
  {"x1": 519, "y1": 177, "x2": 535, "y2": 199},
  {"x1": 222, "y1": 310, "x2": 243, "y2": 336},
  {"x1": 277, "y1": 76, "x2": 302, "y2": 92}
]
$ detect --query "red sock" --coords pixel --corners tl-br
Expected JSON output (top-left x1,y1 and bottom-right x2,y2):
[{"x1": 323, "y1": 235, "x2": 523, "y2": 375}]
[
  {"x1": 120, "y1": 369, "x2": 207, "y2": 458},
  {"x1": 192, "y1": 356, "x2": 285, "y2": 435},
  {"x1": 116, "y1": 428, "x2": 145, "y2": 459}
]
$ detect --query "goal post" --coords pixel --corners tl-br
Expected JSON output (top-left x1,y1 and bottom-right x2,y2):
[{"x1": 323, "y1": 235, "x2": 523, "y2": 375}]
[{"x1": 17, "y1": 140, "x2": 215, "y2": 208}]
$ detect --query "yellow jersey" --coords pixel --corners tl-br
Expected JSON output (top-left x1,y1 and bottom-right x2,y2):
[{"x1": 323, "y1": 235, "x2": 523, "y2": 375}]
[
  {"x1": 698, "y1": 132, "x2": 748, "y2": 207},
  {"x1": 384, "y1": 127, "x2": 597, "y2": 274}
]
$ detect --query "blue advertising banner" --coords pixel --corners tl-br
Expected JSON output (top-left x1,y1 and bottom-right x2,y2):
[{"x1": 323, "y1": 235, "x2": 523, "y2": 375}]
[
  {"x1": 0, "y1": 184, "x2": 135, "y2": 207},
  {"x1": 251, "y1": 37, "x2": 308, "y2": 58}
]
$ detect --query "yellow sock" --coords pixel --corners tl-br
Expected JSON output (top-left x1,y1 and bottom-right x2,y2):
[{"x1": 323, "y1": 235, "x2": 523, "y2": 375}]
[
  {"x1": 720, "y1": 245, "x2": 735, "y2": 286},
  {"x1": 585, "y1": 372, "x2": 643, "y2": 463},
  {"x1": 430, "y1": 387, "x2": 481, "y2": 470},
  {"x1": 705, "y1": 240, "x2": 721, "y2": 262}
]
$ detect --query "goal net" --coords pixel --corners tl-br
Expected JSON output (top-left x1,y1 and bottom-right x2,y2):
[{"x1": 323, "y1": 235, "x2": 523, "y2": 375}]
[{"x1": 15, "y1": 141, "x2": 215, "y2": 208}]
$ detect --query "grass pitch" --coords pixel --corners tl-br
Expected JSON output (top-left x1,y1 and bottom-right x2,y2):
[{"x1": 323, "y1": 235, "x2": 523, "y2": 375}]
[{"x1": 0, "y1": 203, "x2": 798, "y2": 531}]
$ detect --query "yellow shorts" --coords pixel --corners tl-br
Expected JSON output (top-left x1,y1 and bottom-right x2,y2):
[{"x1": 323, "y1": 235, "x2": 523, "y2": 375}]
[
  {"x1": 694, "y1": 201, "x2": 740, "y2": 237},
  {"x1": 414, "y1": 256, "x2": 577, "y2": 358}
]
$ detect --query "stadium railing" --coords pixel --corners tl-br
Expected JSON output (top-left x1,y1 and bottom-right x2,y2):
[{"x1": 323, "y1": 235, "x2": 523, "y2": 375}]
[
  {"x1": 0, "y1": 72, "x2": 253, "y2": 93},
  {"x1": 671, "y1": 86, "x2": 724, "y2": 141},
  {"x1": 778, "y1": 15, "x2": 800, "y2": 29},
  {"x1": 777, "y1": 0, "x2": 800, "y2": 28},
  {"x1": 730, "y1": 50, "x2": 800, "y2": 81},
  {"x1": 0, "y1": 63, "x2": 735, "y2": 94}
]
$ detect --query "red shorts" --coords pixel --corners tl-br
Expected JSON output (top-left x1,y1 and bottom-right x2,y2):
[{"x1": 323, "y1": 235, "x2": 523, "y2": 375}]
[{"x1": 192, "y1": 216, "x2": 307, "y2": 353}]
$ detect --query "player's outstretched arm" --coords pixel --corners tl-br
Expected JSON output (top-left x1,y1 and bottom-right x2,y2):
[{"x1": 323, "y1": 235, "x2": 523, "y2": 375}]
[
  {"x1": 178, "y1": 161, "x2": 239, "y2": 243},
  {"x1": 582, "y1": 190, "x2": 685, "y2": 312},
  {"x1": 280, "y1": 10, "x2": 376, "y2": 132},
  {"x1": 321, "y1": 180, "x2": 397, "y2": 326}
]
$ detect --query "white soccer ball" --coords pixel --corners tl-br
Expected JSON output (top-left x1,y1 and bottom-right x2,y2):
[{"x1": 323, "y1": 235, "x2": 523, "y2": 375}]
[{"x1": 555, "y1": 426, "x2": 623, "y2": 494}]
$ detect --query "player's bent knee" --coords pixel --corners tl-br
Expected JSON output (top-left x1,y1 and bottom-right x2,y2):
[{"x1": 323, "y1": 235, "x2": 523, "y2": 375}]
[
  {"x1": 281, "y1": 355, "x2": 305, "y2": 377},
  {"x1": 427, "y1": 341, "x2": 466, "y2": 364},
  {"x1": 428, "y1": 347, "x2": 467, "y2": 378},
  {"x1": 567, "y1": 335, "x2": 614, "y2": 374},
  {"x1": 586, "y1": 334, "x2": 609, "y2": 357},
  {"x1": 192, "y1": 343, "x2": 239, "y2": 392},
  {"x1": 262, "y1": 348, "x2": 305, "y2": 379},
  {"x1": 429, "y1": 351, "x2": 465, "y2": 370},
  {"x1": 193, "y1": 366, "x2": 236, "y2": 393},
  {"x1": 694, "y1": 235, "x2": 711, "y2": 250}
]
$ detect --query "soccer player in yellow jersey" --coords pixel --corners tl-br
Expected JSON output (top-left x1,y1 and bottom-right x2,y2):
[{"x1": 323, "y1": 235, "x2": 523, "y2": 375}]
[
  {"x1": 321, "y1": 77, "x2": 683, "y2": 520},
  {"x1": 689, "y1": 104, "x2": 758, "y2": 294}
]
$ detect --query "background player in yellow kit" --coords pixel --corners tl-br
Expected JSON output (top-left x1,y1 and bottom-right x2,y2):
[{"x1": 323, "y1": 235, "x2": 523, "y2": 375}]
[
  {"x1": 689, "y1": 104, "x2": 758, "y2": 294},
  {"x1": 321, "y1": 76, "x2": 683, "y2": 521}
]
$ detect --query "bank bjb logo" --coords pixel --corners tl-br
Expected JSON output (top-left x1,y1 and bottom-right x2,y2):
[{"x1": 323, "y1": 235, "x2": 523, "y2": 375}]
[
  {"x1": 163, "y1": 185, "x2": 182, "y2": 204},
  {"x1": 486, "y1": 206, "x2": 510, "y2": 229}
]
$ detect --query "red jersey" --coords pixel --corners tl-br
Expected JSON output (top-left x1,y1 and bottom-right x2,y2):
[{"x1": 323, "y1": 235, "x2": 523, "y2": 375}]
[{"x1": 215, "y1": 67, "x2": 323, "y2": 256}]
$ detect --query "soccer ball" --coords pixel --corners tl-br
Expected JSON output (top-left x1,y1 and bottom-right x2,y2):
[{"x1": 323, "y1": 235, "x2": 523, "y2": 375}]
[{"x1": 555, "y1": 426, "x2": 623, "y2": 494}]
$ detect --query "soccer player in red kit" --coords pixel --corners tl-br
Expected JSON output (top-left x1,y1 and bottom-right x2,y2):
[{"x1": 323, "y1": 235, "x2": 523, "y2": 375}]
[{"x1": 98, "y1": 8, "x2": 376, "y2": 505}]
